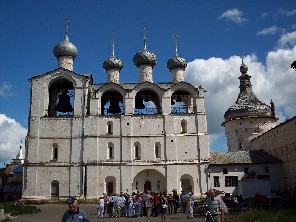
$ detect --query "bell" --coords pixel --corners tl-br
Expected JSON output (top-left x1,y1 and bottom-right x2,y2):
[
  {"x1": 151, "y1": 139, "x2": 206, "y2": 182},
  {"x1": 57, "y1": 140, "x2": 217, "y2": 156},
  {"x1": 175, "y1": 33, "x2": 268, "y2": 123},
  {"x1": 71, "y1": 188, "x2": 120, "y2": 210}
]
[
  {"x1": 176, "y1": 95, "x2": 182, "y2": 102},
  {"x1": 135, "y1": 96, "x2": 145, "y2": 109},
  {"x1": 108, "y1": 98, "x2": 121, "y2": 114},
  {"x1": 55, "y1": 90, "x2": 73, "y2": 113}
]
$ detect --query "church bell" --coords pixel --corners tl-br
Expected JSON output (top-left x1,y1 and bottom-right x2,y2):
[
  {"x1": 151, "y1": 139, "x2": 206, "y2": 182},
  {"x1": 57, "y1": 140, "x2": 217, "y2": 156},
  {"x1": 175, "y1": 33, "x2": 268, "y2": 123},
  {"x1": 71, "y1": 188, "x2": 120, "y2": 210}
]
[
  {"x1": 108, "y1": 97, "x2": 122, "y2": 114},
  {"x1": 135, "y1": 96, "x2": 145, "y2": 109},
  {"x1": 55, "y1": 90, "x2": 73, "y2": 113}
]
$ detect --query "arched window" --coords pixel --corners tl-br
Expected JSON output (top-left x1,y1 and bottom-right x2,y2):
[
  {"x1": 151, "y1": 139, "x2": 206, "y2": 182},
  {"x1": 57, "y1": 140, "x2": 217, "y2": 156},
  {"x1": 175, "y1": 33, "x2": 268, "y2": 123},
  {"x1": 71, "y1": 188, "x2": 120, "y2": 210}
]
[
  {"x1": 108, "y1": 142, "x2": 114, "y2": 159},
  {"x1": 181, "y1": 120, "x2": 187, "y2": 133},
  {"x1": 51, "y1": 143, "x2": 58, "y2": 161},
  {"x1": 134, "y1": 142, "x2": 141, "y2": 160},
  {"x1": 48, "y1": 79, "x2": 74, "y2": 117},
  {"x1": 155, "y1": 142, "x2": 161, "y2": 158},
  {"x1": 107, "y1": 121, "x2": 113, "y2": 134}
]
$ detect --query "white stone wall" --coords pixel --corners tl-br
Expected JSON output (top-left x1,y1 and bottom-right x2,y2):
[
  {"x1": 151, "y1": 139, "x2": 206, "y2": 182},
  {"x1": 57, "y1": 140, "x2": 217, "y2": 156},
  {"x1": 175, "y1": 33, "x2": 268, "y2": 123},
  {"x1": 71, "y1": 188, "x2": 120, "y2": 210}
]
[
  {"x1": 23, "y1": 68, "x2": 210, "y2": 199},
  {"x1": 224, "y1": 118, "x2": 276, "y2": 152},
  {"x1": 250, "y1": 117, "x2": 296, "y2": 189}
]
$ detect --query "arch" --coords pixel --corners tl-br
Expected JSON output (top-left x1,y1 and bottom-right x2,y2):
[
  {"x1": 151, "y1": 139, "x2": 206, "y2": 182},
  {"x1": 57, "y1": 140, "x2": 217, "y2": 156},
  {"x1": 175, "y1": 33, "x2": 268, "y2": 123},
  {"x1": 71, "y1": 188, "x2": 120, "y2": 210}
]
[
  {"x1": 48, "y1": 78, "x2": 74, "y2": 117},
  {"x1": 96, "y1": 83, "x2": 126, "y2": 97},
  {"x1": 133, "y1": 169, "x2": 166, "y2": 193},
  {"x1": 105, "y1": 176, "x2": 116, "y2": 195},
  {"x1": 180, "y1": 174, "x2": 194, "y2": 194},
  {"x1": 101, "y1": 90, "x2": 124, "y2": 115}
]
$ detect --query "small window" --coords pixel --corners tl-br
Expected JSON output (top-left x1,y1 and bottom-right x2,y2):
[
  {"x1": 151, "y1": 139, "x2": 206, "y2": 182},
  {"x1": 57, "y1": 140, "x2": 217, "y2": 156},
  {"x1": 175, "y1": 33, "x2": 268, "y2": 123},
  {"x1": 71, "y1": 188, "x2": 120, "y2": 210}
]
[
  {"x1": 136, "y1": 181, "x2": 139, "y2": 190},
  {"x1": 181, "y1": 120, "x2": 187, "y2": 133},
  {"x1": 225, "y1": 176, "x2": 238, "y2": 187},
  {"x1": 134, "y1": 142, "x2": 141, "y2": 160},
  {"x1": 107, "y1": 121, "x2": 113, "y2": 134},
  {"x1": 214, "y1": 176, "x2": 220, "y2": 187},
  {"x1": 223, "y1": 168, "x2": 228, "y2": 174},
  {"x1": 155, "y1": 142, "x2": 161, "y2": 158},
  {"x1": 108, "y1": 142, "x2": 114, "y2": 159},
  {"x1": 52, "y1": 143, "x2": 58, "y2": 161}
]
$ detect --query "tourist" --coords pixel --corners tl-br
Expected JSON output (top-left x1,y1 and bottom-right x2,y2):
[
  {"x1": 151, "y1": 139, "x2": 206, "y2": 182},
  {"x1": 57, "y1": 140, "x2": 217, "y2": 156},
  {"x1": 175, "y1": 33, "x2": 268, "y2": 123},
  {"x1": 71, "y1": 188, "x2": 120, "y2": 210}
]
[
  {"x1": 159, "y1": 192, "x2": 168, "y2": 222},
  {"x1": 62, "y1": 196, "x2": 90, "y2": 222},
  {"x1": 97, "y1": 196, "x2": 105, "y2": 219},
  {"x1": 205, "y1": 189, "x2": 225, "y2": 222}
]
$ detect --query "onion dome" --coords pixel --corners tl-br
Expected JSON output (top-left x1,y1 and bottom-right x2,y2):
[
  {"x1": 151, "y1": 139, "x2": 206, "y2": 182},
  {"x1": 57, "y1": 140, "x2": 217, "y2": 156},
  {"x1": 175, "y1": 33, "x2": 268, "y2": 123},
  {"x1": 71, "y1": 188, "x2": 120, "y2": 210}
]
[
  {"x1": 223, "y1": 61, "x2": 273, "y2": 123},
  {"x1": 167, "y1": 55, "x2": 187, "y2": 71},
  {"x1": 53, "y1": 34, "x2": 78, "y2": 59},
  {"x1": 133, "y1": 49, "x2": 157, "y2": 68},
  {"x1": 103, "y1": 55, "x2": 123, "y2": 70}
]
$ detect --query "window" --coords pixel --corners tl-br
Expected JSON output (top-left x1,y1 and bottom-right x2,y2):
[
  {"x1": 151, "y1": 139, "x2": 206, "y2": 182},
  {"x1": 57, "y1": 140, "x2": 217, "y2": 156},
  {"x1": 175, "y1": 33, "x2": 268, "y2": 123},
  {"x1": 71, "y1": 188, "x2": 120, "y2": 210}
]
[
  {"x1": 213, "y1": 176, "x2": 220, "y2": 187},
  {"x1": 108, "y1": 143, "x2": 114, "y2": 159},
  {"x1": 244, "y1": 168, "x2": 249, "y2": 174},
  {"x1": 107, "y1": 121, "x2": 113, "y2": 134},
  {"x1": 223, "y1": 168, "x2": 228, "y2": 174},
  {"x1": 51, "y1": 143, "x2": 58, "y2": 161},
  {"x1": 155, "y1": 142, "x2": 161, "y2": 158},
  {"x1": 225, "y1": 176, "x2": 238, "y2": 187},
  {"x1": 134, "y1": 142, "x2": 141, "y2": 160},
  {"x1": 181, "y1": 120, "x2": 187, "y2": 133}
]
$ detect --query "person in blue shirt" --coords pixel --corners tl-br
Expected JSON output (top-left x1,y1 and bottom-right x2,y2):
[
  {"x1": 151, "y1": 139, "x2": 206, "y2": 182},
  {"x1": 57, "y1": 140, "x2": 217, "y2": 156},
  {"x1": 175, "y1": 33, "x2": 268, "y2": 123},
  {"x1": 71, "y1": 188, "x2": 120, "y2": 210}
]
[{"x1": 62, "y1": 196, "x2": 90, "y2": 222}]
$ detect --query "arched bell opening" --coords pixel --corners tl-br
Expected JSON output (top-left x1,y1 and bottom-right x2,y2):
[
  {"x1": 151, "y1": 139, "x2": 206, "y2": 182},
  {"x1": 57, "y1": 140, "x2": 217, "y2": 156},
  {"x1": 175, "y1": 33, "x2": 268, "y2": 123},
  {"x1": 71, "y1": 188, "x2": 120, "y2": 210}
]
[
  {"x1": 134, "y1": 90, "x2": 160, "y2": 115},
  {"x1": 101, "y1": 91, "x2": 124, "y2": 115},
  {"x1": 171, "y1": 90, "x2": 192, "y2": 114},
  {"x1": 48, "y1": 79, "x2": 74, "y2": 117}
]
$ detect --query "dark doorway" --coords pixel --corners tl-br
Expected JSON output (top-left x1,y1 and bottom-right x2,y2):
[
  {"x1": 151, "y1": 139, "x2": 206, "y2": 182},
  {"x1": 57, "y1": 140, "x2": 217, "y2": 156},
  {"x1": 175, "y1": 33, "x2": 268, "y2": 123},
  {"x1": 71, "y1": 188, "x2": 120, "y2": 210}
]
[
  {"x1": 107, "y1": 182, "x2": 113, "y2": 195},
  {"x1": 144, "y1": 180, "x2": 151, "y2": 192}
]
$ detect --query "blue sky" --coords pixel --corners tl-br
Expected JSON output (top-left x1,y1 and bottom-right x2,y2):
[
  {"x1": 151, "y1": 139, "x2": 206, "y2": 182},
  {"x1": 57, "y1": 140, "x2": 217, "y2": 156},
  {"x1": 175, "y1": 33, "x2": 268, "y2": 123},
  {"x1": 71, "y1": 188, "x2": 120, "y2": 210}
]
[{"x1": 1, "y1": 0, "x2": 296, "y2": 167}]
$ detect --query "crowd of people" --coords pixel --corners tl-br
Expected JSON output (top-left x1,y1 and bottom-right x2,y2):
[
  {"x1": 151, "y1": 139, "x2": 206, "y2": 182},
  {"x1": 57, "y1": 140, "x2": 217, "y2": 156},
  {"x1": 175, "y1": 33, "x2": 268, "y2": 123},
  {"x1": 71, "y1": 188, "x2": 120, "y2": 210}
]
[
  {"x1": 62, "y1": 189, "x2": 228, "y2": 222},
  {"x1": 95, "y1": 190, "x2": 195, "y2": 221}
]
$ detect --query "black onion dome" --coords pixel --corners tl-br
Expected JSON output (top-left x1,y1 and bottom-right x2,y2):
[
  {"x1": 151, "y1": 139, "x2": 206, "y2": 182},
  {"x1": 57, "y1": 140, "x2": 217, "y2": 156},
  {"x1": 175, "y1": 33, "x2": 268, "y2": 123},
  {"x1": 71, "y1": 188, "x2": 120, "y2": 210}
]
[
  {"x1": 167, "y1": 55, "x2": 187, "y2": 70},
  {"x1": 53, "y1": 35, "x2": 78, "y2": 59},
  {"x1": 103, "y1": 55, "x2": 123, "y2": 70},
  {"x1": 133, "y1": 49, "x2": 157, "y2": 68}
]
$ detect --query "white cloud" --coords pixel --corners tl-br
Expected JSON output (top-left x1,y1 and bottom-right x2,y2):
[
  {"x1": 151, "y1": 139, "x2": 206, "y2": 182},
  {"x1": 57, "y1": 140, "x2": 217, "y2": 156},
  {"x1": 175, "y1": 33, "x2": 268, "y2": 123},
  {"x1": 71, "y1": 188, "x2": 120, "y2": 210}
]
[
  {"x1": 218, "y1": 8, "x2": 248, "y2": 24},
  {"x1": 277, "y1": 31, "x2": 296, "y2": 48},
  {"x1": 257, "y1": 26, "x2": 284, "y2": 35},
  {"x1": 278, "y1": 9, "x2": 296, "y2": 17},
  {"x1": 0, "y1": 82, "x2": 13, "y2": 97},
  {"x1": 0, "y1": 114, "x2": 27, "y2": 165},
  {"x1": 185, "y1": 39, "x2": 296, "y2": 152}
]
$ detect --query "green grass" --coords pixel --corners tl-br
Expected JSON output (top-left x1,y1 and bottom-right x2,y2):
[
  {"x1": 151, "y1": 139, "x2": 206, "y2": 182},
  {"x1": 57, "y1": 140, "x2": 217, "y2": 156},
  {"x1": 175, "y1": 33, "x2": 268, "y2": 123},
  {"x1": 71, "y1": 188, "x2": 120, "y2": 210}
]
[
  {"x1": 227, "y1": 208, "x2": 296, "y2": 222},
  {"x1": 0, "y1": 202, "x2": 41, "y2": 216}
]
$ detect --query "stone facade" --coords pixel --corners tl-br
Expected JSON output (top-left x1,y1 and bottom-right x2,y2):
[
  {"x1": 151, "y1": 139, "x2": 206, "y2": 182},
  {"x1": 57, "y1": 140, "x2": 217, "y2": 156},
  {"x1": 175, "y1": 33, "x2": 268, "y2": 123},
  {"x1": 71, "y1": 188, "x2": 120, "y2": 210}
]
[
  {"x1": 250, "y1": 117, "x2": 296, "y2": 189},
  {"x1": 22, "y1": 33, "x2": 210, "y2": 200}
]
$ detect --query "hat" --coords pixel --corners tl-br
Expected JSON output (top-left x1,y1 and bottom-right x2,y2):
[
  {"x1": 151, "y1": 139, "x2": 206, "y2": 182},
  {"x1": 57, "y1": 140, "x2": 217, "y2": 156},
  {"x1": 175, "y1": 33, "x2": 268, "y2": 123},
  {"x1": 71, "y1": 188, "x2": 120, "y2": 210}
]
[{"x1": 67, "y1": 196, "x2": 77, "y2": 204}]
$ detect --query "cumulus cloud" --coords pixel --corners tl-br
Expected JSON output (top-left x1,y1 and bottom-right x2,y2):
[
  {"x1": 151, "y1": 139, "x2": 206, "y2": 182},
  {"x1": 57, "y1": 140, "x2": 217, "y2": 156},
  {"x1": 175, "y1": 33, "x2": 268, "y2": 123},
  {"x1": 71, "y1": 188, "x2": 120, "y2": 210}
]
[
  {"x1": 185, "y1": 37, "x2": 296, "y2": 152},
  {"x1": 0, "y1": 114, "x2": 27, "y2": 165},
  {"x1": 218, "y1": 8, "x2": 248, "y2": 24},
  {"x1": 0, "y1": 82, "x2": 13, "y2": 97},
  {"x1": 277, "y1": 31, "x2": 296, "y2": 48},
  {"x1": 257, "y1": 26, "x2": 285, "y2": 35}
]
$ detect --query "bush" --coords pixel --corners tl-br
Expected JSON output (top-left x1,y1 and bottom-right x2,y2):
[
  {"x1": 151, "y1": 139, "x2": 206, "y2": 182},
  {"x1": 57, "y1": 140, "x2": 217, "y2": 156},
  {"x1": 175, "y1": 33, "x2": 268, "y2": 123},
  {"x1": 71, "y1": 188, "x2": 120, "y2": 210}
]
[{"x1": 0, "y1": 203, "x2": 41, "y2": 216}]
